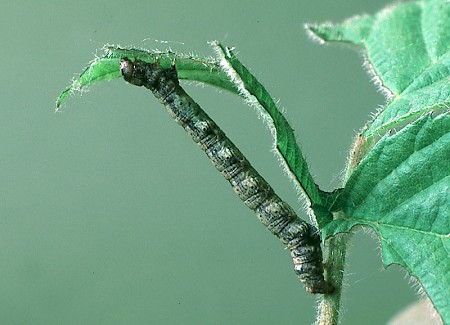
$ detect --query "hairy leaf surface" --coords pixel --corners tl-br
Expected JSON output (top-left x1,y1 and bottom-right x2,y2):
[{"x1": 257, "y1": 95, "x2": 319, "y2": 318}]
[
  {"x1": 307, "y1": 1, "x2": 450, "y2": 321},
  {"x1": 307, "y1": 0, "x2": 450, "y2": 152}
]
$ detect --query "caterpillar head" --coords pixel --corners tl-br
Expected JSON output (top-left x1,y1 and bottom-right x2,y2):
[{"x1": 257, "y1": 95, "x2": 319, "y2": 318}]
[{"x1": 120, "y1": 57, "x2": 135, "y2": 83}]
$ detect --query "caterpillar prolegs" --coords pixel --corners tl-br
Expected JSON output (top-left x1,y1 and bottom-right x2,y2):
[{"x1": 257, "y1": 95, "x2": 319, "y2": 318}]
[{"x1": 120, "y1": 58, "x2": 334, "y2": 294}]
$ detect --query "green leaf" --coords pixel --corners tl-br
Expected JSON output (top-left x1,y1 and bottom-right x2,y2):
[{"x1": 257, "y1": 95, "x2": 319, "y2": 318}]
[
  {"x1": 307, "y1": 1, "x2": 450, "y2": 321},
  {"x1": 326, "y1": 113, "x2": 450, "y2": 321},
  {"x1": 212, "y1": 42, "x2": 336, "y2": 224},
  {"x1": 306, "y1": 0, "x2": 450, "y2": 152},
  {"x1": 56, "y1": 58, "x2": 122, "y2": 109},
  {"x1": 56, "y1": 45, "x2": 237, "y2": 110}
]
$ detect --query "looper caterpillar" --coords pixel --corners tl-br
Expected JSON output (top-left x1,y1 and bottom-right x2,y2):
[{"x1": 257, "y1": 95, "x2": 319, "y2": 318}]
[{"x1": 120, "y1": 57, "x2": 334, "y2": 294}]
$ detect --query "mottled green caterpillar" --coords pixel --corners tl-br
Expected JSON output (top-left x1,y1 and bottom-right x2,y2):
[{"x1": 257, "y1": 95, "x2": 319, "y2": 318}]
[{"x1": 120, "y1": 58, "x2": 334, "y2": 294}]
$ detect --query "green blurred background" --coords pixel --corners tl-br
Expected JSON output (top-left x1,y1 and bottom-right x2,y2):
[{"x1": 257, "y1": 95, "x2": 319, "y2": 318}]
[{"x1": 1, "y1": 1, "x2": 417, "y2": 324}]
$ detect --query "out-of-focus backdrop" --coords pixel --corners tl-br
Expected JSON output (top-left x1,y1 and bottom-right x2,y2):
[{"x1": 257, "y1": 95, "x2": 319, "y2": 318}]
[{"x1": 0, "y1": 1, "x2": 417, "y2": 324}]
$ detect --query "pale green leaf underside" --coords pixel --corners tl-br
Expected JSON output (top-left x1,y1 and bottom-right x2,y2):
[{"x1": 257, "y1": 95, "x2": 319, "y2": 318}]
[
  {"x1": 306, "y1": 0, "x2": 450, "y2": 143},
  {"x1": 324, "y1": 113, "x2": 450, "y2": 321}
]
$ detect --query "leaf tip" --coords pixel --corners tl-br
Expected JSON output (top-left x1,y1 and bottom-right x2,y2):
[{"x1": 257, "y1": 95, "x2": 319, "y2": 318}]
[
  {"x1": 304, "y1": 23, "x2": 329, "y2": 45},
  {"x1": 55, "y1": 88, "x2": 71, "y2": 112},
  {"x1": 210, "y1": 40, "x2": 236, "y2": 60}
]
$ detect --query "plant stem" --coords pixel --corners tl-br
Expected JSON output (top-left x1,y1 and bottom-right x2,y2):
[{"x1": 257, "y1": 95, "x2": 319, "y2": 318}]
[
  {"x1": 316, "y1": 230, "x2": 349, "y2": 325},
  {"x1": 315, "y1": 134, "x2": 366, "y2": 324}
]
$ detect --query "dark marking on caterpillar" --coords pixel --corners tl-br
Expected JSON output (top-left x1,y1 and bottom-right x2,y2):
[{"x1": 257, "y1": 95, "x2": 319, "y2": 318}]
[{"x1": 120, "y1": 57, "x2": 334, "y2": 294}]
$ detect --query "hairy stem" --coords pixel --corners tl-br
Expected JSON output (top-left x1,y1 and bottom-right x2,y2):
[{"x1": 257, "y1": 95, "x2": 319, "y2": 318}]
[
  {"x1": 315, "y1": 134, "x2": 365, "y2": 324},
  {"x1": 316, "y1": 230, "x2": 349, "y2": 325}
]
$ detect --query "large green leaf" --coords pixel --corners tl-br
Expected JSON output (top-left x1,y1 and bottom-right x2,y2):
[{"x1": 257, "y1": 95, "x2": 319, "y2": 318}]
[
  {"x1": 307, "y1": 0, "x2": 450, "y2": 154},
  {"x1": 307, "y1": 0, "x2": 450, "y2": 321},
  {"x1": 326, "y1": 113, "x2": 450, "y2": 321}
]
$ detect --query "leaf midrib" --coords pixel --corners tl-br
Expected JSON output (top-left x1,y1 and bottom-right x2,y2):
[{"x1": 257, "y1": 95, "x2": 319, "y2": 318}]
[
  {"x1": 365, "y1": 57, "x2": 450, "y2": 137},
  {"x1": 344, "y1": 218, "x2": 449, "y2": 238}
]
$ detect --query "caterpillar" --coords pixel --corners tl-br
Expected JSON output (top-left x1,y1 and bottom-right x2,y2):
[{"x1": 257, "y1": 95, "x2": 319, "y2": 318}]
[{"x1": 120, "y1": 57, "x2": 334, "y2": 294}]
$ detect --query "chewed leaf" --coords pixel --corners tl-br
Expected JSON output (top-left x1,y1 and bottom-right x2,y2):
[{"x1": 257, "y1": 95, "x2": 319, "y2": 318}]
[
  {"x1": 56, "y1": 58, "x2": 121, "y2": 109},
  {"x1": 106, "y1": 46, "x2": 237, "y2": 92},
  {"x1": 212, "y1": 42, "x2": 337, "y2": 226},
  {"x1": 57, "y1": 42, "x2": 339, "y2": 230},
  {"x1": 56, "y1": 45, "x2": 237, "y2": 110}
]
